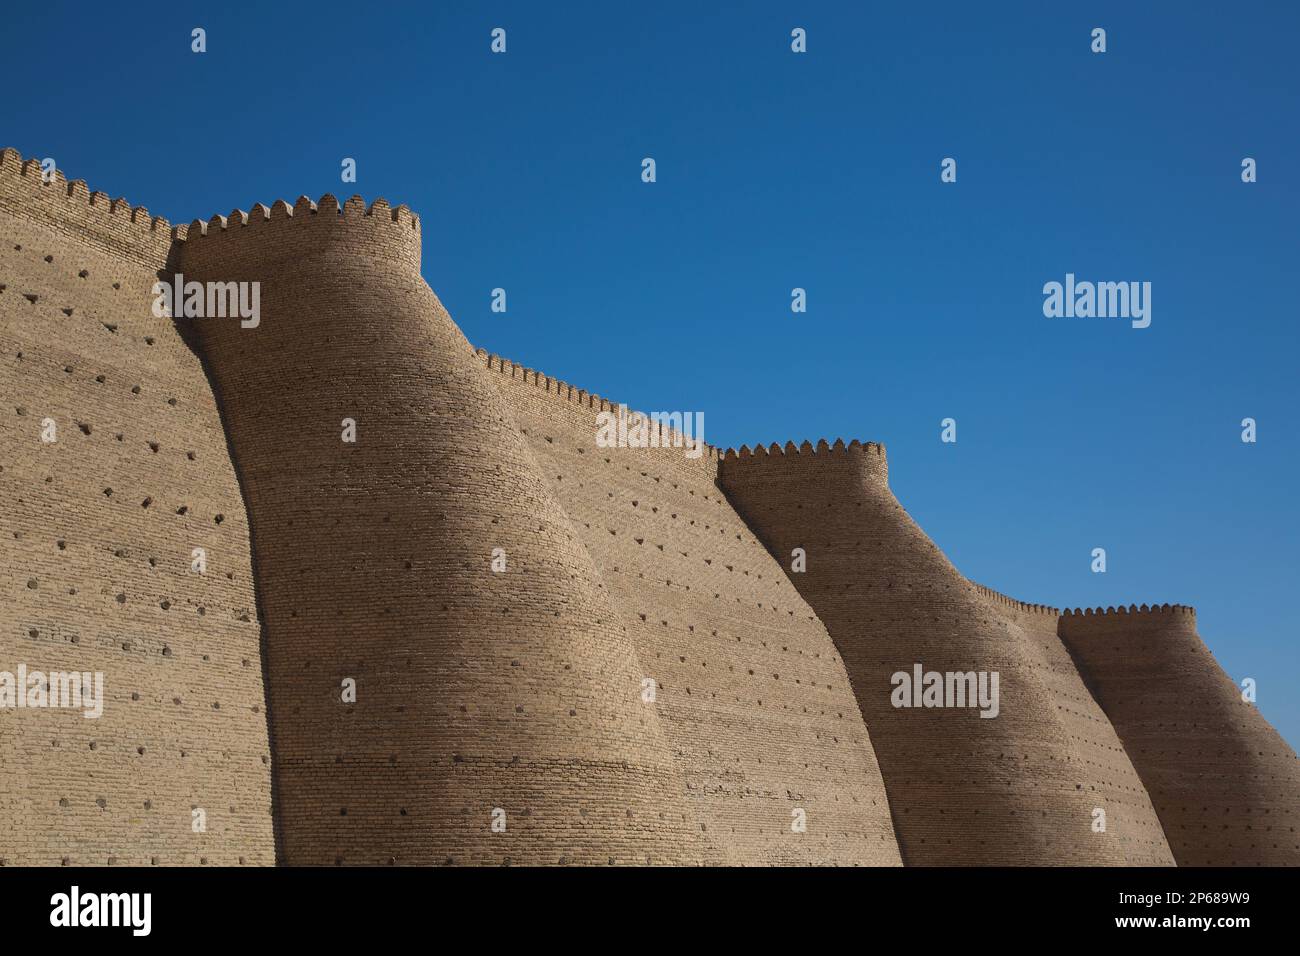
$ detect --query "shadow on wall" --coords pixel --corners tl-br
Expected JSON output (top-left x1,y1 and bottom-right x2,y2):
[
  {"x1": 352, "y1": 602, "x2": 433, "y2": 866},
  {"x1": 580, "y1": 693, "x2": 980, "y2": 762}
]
[{"x1": 164, "y1": 257, "x2": 285, "y2": 864}]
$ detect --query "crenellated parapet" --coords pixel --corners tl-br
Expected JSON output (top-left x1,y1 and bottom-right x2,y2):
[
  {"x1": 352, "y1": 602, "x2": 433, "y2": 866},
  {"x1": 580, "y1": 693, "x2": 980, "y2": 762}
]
[
  {"x1": 722, "y1": 437, "x2": 885, "y2": 461},
  {"x1": 0, "y1": 146, "x2": 173, "y2": 266},
  {"x1": 179, "y1": 194, "x2": 419, "y2": 238},
  {"x1": 719, "y1": 435, "x2": 889, "y2": 490},
  {"x1": 474, "y1": 347, "x2": 725, "y2": 461},
  {"x1": 1061, "y1": 603, "x2": 1196, "y2": 622},
  {"x1": 176, "y1": 193, "x2": 420, "y2": 276},
  {"x1": 970, "y1": 581, "x2": 1059, "y2": 617},
  {"x1": 477, "y1": 345, "x2": 632, "y2": 413}
]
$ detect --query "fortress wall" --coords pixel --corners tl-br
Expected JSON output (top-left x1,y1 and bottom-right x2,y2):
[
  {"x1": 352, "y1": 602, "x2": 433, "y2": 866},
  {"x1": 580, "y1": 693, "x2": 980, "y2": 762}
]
[
  {"x1": 482, "y1": 350, "x2": 901, "y2": 864},
  {"x1": 0, "y1": 149, "x2": 274, "y2": 864},
  {"x1": 719, "y1": 441, "x2": 1172, "y2": 864},
  {"x1": 0, "y1": 151, "x2": 174, "y2": 268},
  {"x1": 6, "y1": 147, "x2": 1295, "y2": 869},
  {"x1": 1060, "y1": 606, "x2": 1300, "y2": 865},
  {"x1": 968, "y1": 584, "x2": 1172, "y2": 862},
  {"x1": 176, "y1": 200, "x2": 707, "y2": 865}
]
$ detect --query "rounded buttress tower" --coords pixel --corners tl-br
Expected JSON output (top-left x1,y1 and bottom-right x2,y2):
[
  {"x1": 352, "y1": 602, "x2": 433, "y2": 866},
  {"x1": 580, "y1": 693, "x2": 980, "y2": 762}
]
[
  {"x1": 721, "y1": 439, "x2": 1173, "y2": 865},
  {"x1": 176, "y1": 196, "x2": 707, "y2": 865},
  {"x1": 1060, "y1": 605, "x2": 1300, "y2": 866}
]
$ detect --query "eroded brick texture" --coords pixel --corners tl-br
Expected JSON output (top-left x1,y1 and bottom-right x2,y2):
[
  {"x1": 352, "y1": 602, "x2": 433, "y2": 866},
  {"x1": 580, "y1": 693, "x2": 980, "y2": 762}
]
[
  {"x1": 970, "y1": 586, "x2": 1172, "y2": 863},
  {"x1": 483, "y1": 352, "x2": 902, "y2": 864},
  {"x1": 3, "y1": 147, "x2": 1295, "y2": 867},
  {"x1": 1060, "y1": 606, "x2": 1300, "y2": 866},
  {"x1": 176, "y1": 198, "x2": 705, "y2": 865},
  {"x1": 720, "y1": 441, "x2": 1174, "y2": 865},
  {"x1": 0, "y1": 149, "x2": 274, "y2": 865}
]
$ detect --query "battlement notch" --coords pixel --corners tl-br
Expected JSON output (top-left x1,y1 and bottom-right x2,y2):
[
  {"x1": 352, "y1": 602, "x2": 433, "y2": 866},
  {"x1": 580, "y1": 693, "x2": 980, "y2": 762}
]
[{"x1": 0, "y1": 147, "x2": 173, "y2": 265}]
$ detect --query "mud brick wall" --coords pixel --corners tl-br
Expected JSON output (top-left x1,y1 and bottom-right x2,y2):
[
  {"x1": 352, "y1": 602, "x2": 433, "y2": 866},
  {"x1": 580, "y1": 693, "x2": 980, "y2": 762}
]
[
  {"x1": 0, "y1": 148, "x2": 274, "y2": 865},
  {"x1": 968, "y1": 585, "x2": 1171, "y2": 863},
  {"x1": 483, "y1": 351, "x2": 902, "y2": 865},
  {"x1": 176, "y1": 198, "x2": 706, "y2": 865},
  {"x1": 1060, "y1": 605, "x2": 1300, "y2": 866},
  {"x1": 4, "y1": 146, "x2": 1297, "y2": 867},
  {"x1": 720, "y1": 440, "x2": 1173, "y2": 865}
]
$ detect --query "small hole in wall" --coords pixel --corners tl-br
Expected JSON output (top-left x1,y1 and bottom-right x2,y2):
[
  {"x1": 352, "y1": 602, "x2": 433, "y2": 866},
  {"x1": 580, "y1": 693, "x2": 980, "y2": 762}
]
[
  {"x1": 78, "y1": 270, "x2": 88, "y2": 278},
  {"x1": 176, "y1": 506, "x2": 188, "y2": 515}
]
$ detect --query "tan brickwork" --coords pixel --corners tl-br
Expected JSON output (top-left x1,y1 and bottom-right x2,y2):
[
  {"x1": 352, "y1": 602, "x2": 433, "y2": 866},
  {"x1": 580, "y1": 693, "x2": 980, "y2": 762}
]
[
  {"x1": 480, "y1": 351, "x2": 902, "y2": 864},
  {"x1": 1060, "y1": 605, "x2": 1300, "y2": 866},
  {"x1": 2, "y1": 147, "x2": 1295, "y2": 866},
  {"x1": 0, "y1": 148, "x2": 275, "y2": 866},
  {"x1": 719, "y1": 440, "x2": 1174, "y2": 864},
  {"x1": 175, "y1": 197, "x2": 705, "y2": 865}
]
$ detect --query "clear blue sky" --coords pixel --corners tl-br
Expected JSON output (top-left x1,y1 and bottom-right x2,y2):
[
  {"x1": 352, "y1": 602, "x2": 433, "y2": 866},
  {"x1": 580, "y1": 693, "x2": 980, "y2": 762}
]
[{"x1": 5, "y1": 1, "x2": 1297, "y2": 749}]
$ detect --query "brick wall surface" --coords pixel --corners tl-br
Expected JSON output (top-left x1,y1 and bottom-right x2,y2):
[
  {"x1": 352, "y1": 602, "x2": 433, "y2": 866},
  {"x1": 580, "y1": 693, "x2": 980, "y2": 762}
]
[
  {"x1": 483, "y1": 352, "x2": 902, "y2": 864},
  {"x1": 1060, "y1": 606, "x2": 1300, "y2": 866},
  {"x1": 719, "y1": 441, "x2": 1174, "y2": 864},
  {"x1": 176, "y1": 198, "x2": 706, "y2": 865},
  {"x1": 0, "y1": 149, "x2": 274, "y2": 866},
  {"x1": 3, "y1": 147, "x2": 1295, "y2": 866}
]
